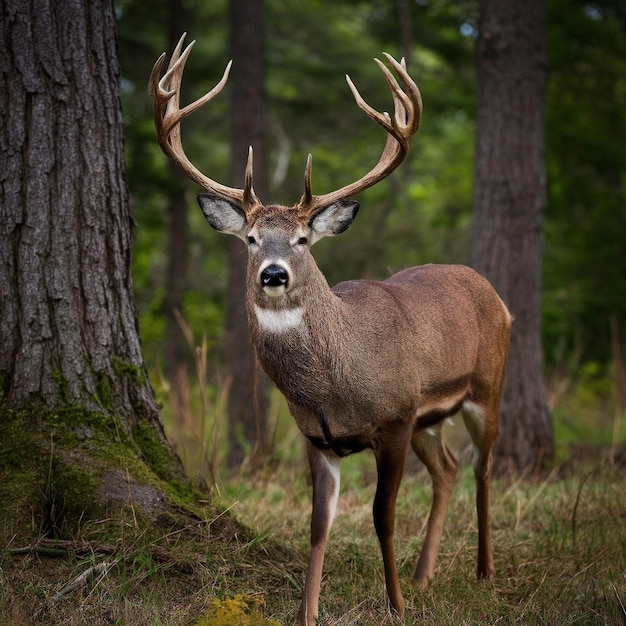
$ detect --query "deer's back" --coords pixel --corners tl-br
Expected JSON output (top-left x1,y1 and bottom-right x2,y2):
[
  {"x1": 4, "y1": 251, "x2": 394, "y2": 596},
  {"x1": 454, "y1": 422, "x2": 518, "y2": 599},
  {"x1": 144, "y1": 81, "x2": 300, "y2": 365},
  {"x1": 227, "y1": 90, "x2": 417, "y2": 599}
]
[
  {"x1": 331, "y1": 263, "x2": 510, "y2": 399},
  {"x1": 334, "y1": 264, "x2": 508, "y2": 334}
]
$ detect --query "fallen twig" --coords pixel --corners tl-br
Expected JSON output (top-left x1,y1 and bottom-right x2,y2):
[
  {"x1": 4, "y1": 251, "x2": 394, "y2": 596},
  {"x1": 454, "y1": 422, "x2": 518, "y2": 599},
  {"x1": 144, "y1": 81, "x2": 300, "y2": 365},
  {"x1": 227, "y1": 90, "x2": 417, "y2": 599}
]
[
  {"x1": 6, "y1": 539, "x2": 117, "y2": 558},
  {"x1": 48, "y1": 561, "x2": 115, "y2": 605}
]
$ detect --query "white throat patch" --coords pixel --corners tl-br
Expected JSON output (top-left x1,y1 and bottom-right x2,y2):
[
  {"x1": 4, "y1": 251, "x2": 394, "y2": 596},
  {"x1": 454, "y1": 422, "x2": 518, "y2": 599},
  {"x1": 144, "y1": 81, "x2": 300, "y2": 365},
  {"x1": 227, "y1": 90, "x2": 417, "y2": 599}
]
[{"x1": 254, "y1": 304, "x2": 304, "y2": 333}]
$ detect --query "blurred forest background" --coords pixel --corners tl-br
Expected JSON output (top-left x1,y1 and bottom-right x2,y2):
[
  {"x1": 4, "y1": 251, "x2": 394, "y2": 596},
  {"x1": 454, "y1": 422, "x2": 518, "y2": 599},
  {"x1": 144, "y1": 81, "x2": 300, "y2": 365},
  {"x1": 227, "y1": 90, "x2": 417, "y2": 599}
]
[{"x1": 115, "y1": 0, "x2": 625, "y2": 478}]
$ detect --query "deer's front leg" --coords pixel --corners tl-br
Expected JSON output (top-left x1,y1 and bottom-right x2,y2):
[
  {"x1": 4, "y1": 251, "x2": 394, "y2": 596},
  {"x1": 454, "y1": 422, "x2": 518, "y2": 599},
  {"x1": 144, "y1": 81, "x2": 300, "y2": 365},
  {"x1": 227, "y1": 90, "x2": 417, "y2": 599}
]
[
  {"x1": 296, "y1": 442, "x2": 340, "y2": 626},
  {"x1": 373, "y1": 435, "x2": 410, "y2": 618}
]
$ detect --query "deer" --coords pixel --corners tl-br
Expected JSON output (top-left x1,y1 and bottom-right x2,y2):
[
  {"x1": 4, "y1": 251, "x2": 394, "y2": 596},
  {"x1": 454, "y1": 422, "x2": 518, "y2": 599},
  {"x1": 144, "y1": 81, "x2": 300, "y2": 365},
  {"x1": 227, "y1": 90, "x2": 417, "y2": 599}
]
[{"x1": 150, "y1": 34, "x2": 511, "y2": 626}]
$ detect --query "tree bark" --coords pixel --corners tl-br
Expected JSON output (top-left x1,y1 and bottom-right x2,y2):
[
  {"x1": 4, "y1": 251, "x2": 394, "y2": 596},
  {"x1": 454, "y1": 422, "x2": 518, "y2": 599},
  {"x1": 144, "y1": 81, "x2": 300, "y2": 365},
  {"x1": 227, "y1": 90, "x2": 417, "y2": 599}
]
[
  {"x1": 0, "y1": 0, "x2": 185, "y2": 538},
  {"x1": 471, "y1": 0, "x2": 554, "y2": 475},
  {"x1": 225, "y1": 0, "x2": 270, "y2": 469}
]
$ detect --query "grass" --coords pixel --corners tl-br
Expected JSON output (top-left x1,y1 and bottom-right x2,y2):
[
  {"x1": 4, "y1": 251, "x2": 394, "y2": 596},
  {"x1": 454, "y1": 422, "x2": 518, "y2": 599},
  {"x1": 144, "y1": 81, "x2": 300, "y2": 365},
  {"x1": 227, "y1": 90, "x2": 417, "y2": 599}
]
[
  {"x1": 225, "y1": 455, "x2": 626, "y2": 625},
  {"x1": 2, "y1": 344, "x2": 625, "y2": 625},
  {"x1": 2, "y1": 441, "x2": 625, "y2": 625}
]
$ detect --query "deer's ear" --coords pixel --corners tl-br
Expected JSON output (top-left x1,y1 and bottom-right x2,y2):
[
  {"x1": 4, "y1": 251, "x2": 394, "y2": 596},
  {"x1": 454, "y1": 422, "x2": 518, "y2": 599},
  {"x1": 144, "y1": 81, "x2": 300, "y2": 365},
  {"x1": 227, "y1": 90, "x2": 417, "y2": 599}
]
[
  {"x1": 309, "y1": 200, "x2": 360, "y2": 245},
  {"x1": 198, "y1": 194, "x2": 248, "y2": 240}
]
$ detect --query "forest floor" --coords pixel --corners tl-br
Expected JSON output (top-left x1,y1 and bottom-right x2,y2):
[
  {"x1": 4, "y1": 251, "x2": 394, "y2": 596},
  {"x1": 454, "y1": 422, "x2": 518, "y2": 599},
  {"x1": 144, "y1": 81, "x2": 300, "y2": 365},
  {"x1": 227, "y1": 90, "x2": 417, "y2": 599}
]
[{"x1": 1, "y1": 442, "x2": 625, "y2": 626}]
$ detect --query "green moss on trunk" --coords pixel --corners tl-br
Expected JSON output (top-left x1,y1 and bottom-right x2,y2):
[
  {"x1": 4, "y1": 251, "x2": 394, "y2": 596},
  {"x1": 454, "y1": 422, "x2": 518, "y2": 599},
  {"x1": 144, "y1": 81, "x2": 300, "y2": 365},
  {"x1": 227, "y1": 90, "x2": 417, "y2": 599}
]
[{"x1": 0, "y1": 404, "x2": 197, "y2": 544}]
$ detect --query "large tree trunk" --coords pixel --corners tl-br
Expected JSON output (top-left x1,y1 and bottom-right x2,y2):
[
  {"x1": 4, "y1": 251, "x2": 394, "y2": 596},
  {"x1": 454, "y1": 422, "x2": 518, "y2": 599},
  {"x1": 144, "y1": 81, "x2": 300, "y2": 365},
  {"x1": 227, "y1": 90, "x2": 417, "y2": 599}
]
[
  {"x1": 225, "y1": 0, "x2": 270, "y2": 469},
  {"x1": 471, "y1": 0, "x2": 554, "y2": 475},
  {"x1": 0, "y1": 0, "x2": 185, "y2": 539}
]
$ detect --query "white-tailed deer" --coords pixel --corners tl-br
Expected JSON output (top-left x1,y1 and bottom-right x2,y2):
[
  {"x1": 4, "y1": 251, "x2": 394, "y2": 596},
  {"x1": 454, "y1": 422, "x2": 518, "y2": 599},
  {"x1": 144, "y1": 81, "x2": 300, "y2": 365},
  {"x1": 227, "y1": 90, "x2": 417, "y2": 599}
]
[{"x1": 151, "y1": 34, "x2": 511, "y2": 626}]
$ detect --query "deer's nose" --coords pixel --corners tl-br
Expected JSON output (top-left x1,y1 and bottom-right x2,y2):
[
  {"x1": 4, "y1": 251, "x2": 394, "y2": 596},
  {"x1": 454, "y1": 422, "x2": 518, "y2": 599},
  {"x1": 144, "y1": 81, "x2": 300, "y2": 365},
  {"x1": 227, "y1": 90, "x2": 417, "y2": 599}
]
[{"x1": 260, "y1": 264, "x2": 289, "y2": 289}]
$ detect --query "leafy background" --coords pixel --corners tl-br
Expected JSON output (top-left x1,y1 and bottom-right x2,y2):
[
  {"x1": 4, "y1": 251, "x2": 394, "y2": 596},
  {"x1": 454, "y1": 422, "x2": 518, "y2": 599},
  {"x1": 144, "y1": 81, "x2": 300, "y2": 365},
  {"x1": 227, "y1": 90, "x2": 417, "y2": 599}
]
[{"x1": 116, "y1": 0, "x2": 625, "y2": 460}]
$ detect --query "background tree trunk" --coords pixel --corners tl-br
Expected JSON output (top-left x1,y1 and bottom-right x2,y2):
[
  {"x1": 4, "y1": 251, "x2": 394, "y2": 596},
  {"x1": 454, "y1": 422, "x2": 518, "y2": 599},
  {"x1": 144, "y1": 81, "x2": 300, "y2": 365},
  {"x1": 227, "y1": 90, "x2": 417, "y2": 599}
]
[
  {"x1": 225, "y1": 0, "x2": 270, "y2": 469},
  {"x1": 0, "y1": 0, "x2": 184, "y2": 539},
  {"x1": 396, "y1": 0, "x2": 413, "y2": 67},
  {"x1": 471, "y1": 0, "x2": 554, "y2": 475},
  {"x1": 162, "y1": 0, "x2": 193, "y2": 437}
]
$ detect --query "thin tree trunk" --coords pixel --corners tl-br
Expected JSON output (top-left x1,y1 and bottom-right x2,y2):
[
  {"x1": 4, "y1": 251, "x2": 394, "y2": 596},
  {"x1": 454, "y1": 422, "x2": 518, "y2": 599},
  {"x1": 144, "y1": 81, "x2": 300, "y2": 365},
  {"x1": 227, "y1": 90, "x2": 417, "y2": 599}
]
[
  {"x1": 226, "y1": 0, "x2": 270, "y2": 469},
  {"x1": 471, "y1": 0, "x2": 554, "y2": 475},
  {"x1": 0, "y1": 0, "x2": 184, "y2": 538},
  {"x1": 163, "y1": 0, "x2": 193, "y2": 438},
  {"x1": 396, "y1": 0, "x2": 413, "y2": 68}
]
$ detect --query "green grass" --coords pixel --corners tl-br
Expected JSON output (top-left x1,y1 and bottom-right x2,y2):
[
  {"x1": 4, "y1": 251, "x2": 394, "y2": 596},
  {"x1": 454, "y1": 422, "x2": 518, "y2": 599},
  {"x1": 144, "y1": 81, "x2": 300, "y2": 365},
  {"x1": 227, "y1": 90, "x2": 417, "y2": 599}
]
[
  {"x1": 2, "y1": 366, "x2": 625, "y2": 625},
  {"x1": 225, "y1": 457, "x2": 626, "y2": 625},
  {"x1": 2, "y1": 448, "x2": 625, "y2": 625}
]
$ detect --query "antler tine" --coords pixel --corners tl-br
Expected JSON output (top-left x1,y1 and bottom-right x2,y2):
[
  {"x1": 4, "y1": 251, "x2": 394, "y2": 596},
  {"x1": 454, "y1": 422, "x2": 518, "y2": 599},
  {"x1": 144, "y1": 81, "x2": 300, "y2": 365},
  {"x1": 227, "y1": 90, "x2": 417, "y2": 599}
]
[
  {"x1": 299, "y1": 53, "x2": 422, "y2": 216},
  {"x1": 149, "y1": 33, "x2": 260, "y2": 212},
  {"x1": 380, "y1": 53, "x2": 422, "y2": 134},
  {"x1": 243, "y1": 146, "x2": 258, "y2": 210},
  {"x1": 148, "y1": 35, "x2": 187, "y2": 114},
  {"x1": 303, "y1": 154, "x2": 314, "y2": 207},
  {"x1": 345, "y1": 74, "x2": 394, "y2": 136},
  {"x1": 157, "y1": 32, "x2": 188, "y2": 99}
]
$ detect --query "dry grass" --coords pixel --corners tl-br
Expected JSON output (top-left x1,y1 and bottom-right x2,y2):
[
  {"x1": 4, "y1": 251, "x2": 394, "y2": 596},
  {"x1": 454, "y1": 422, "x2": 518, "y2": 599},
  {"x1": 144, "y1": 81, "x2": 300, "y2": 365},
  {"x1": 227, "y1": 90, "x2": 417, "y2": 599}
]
[
  {"x1": 224, "y1": 452, "x2": 626, "y2": 626},
  {"x1": 3, "y1": 350, "x2": 625, "y2": 625},
  {"x1": 2, "y1": 445, "x2": 625, "y2": 625}
]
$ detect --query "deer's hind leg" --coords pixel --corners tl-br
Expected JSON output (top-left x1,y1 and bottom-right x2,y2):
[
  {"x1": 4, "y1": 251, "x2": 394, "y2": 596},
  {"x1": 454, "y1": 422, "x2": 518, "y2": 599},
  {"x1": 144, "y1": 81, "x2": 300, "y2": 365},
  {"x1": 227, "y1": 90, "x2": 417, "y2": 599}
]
[
  {"x1": 461, "y1": 397, "x2": 498, "y2": 580},
  {"x1": 411, "y1": 423, "x2": 459, "y2": 587}
]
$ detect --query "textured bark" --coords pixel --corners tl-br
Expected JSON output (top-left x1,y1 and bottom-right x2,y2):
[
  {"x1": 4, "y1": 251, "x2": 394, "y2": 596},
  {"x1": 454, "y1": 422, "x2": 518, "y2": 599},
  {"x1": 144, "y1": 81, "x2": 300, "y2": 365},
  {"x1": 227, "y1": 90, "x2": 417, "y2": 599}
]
[
  {"x1": 225, "y1": 0, "x2": 270, "y2": 468},
  {"x1": 0, "y1": 0, "x2": 184, "y2": 532},
  {"x1": 471, "y1": 0, "x2": 554, "y2": 475}
]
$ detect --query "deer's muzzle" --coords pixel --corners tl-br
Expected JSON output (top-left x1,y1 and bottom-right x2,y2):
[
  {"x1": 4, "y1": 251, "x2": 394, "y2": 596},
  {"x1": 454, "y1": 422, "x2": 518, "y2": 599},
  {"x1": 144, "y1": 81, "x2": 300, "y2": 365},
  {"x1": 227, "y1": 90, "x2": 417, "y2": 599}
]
[{"x1": 260, "y1": 263, "x2": 290, "y2": 296}]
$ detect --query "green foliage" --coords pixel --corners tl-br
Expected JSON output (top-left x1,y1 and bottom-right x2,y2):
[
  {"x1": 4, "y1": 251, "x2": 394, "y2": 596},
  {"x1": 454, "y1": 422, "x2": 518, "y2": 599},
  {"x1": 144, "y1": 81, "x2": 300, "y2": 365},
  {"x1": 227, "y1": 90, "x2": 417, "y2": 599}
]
[
  {"x1": 552, "y1": 360, "x2": 623, "y2": 444},
  {"x1": 117, "y1": 0, "x2": 626, "y2": 445},
  {"x1": 544, "y1": 0, "x2": 626, "y2": 366}
]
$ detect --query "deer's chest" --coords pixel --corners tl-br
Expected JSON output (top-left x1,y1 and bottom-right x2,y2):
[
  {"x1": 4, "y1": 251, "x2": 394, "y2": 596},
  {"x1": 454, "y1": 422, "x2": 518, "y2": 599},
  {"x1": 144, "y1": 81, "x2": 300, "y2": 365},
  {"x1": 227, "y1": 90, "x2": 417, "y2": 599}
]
[
  {"x1": 254, "y1": 329, "x2": 410, "y2": 453},
  {"x1": 254, "y1": 325, "x2": 339, "y2": 404}
]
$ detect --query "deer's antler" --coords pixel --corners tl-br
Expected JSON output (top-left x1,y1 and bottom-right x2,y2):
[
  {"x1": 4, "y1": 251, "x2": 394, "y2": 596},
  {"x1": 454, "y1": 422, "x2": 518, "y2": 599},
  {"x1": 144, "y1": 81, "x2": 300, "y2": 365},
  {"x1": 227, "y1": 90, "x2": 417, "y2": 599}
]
[
  {"x1": 151, "y1": 37, "x2": 421, "y2": 219},
  {"x1": 298, "y1": 54, "x2": 422, "y2": 217},
  {"x1": 149, "y1": 33, "x2": 261, "y2": 213}
]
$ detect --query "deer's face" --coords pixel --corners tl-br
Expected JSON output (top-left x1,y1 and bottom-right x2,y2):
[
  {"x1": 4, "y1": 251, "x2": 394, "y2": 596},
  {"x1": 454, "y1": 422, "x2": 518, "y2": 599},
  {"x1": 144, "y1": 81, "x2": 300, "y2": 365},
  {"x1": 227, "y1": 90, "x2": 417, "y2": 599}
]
[
  {"x1": 246, "y1": 210, "x2": 312, "y2": 301},
  {"x1": 197, "y1": 195, "x2": 359, "y2": 305}
]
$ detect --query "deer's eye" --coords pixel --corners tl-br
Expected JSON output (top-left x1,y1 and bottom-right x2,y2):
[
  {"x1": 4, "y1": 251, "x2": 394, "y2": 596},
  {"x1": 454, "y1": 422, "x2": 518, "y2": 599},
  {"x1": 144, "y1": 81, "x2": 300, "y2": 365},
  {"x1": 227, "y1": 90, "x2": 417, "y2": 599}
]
[
  {"x1": 297, "y1": 236, "x2": 308, "y2": 246},
  {"x1": 247, "y1": 235, "x2": 257, "y2": 246}
]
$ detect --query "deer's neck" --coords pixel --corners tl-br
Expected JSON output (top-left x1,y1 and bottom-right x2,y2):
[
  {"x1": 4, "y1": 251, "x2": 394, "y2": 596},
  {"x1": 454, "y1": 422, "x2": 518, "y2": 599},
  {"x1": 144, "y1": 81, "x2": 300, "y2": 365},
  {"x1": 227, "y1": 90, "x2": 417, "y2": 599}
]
[
  {"x1": 248, "y1": 264, "x2": 342, "y2": 334},
  {"x1": 247, "y1": 271, "x2": 348, "y2": 407}
]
